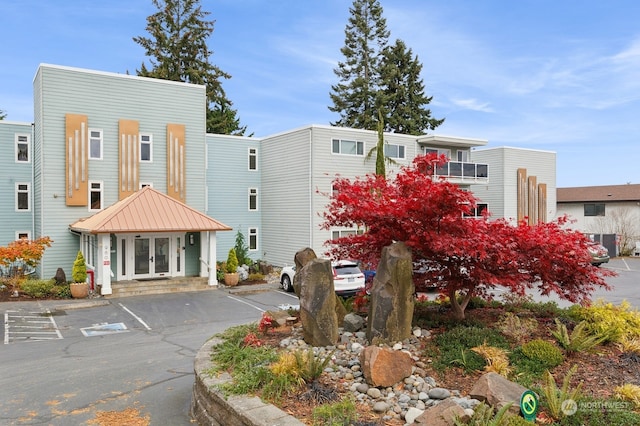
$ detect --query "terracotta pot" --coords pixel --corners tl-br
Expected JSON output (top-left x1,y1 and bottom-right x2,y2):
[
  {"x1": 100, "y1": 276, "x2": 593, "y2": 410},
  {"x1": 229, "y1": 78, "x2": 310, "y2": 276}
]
[
  {"x1": 70, "y1": 282, "x2": 89, "y2": 298},
  {"x1": 224, "y1": 272, "x2": 239, "y2": 286}
]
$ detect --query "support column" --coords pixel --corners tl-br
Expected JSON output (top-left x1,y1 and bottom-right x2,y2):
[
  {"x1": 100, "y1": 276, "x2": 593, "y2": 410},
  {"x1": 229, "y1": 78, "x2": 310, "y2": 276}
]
[
  {"x1": 208, "y1": 232, "x2": 217, "y2": 287},
  {"x1": 199, "y1": 231, "x2": 209, "y2": 278},
  {"x1": 98, "y1": 233, "x2": 112, "y2": 295}
]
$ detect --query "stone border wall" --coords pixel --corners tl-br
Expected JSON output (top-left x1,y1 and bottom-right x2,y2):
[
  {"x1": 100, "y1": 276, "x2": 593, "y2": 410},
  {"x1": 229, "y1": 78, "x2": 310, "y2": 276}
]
[{"x1": 190, "y1": 336, "x2": 305, "y2": 426}]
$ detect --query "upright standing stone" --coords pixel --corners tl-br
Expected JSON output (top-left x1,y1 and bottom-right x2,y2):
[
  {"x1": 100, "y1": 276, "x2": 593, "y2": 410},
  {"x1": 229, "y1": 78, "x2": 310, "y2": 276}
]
[
  {"x1": 297, "y1": 257, "x2": 339, "y2": 346},
  {"x1": 293, "y1": 247, "x2": 318, "y2": 296},
  {"x1": 367, "y1": 242, "x2": 415, "y2": 344}
]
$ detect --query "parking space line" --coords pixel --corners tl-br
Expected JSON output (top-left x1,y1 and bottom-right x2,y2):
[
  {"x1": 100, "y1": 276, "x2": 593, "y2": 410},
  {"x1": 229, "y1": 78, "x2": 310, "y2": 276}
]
[
  {"x1": 4, "y1": 310, "x2": 63, "y2": 344},
  {"x1": 227, "y1": 295, "x2": 265, "y2": 312},
  {"x1": 118, "y1": 303, "x2": 152, "y2": 330}
]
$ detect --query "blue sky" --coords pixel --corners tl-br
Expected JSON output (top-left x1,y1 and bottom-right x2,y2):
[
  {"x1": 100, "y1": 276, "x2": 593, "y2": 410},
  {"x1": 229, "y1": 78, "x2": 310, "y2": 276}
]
[{"x1": 1, "y1": 0, "x2": 639, "y2": 188}]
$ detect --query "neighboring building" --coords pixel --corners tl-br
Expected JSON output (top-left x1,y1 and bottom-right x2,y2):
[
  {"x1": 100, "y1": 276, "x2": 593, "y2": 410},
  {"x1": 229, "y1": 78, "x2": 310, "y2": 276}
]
[
  {"x1": 0, "y1": 63, "x2": 560, "y2": 294},
  {"x1": 557, "y1": 184, "x2": 640, "y2": 256},
  {"x1": 471, "y1": 147, "x2": 557, "y2": 225}
]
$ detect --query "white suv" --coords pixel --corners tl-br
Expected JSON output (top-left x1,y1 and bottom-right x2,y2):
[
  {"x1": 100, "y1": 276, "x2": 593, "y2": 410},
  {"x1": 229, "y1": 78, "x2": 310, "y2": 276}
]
[{"x1": 280, "y1": 260, "x2": 365, "y2": 297}]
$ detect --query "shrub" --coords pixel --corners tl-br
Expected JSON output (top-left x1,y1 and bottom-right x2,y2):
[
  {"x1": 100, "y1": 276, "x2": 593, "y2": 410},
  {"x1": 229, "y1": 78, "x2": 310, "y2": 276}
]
[
  {"x1": 311, "y1": 398, "x2": 357, "y2": 426},
  {"x1": 71, "y1": 251, "x2": 87, "y2": 283},
  {"x1": 454, "y1": 402, "x2": 517, "y2": 426},
  {"x1": 233, "y1": 230, "x2": 250, "y2": 267},
  {"x1": 248, "y1": 272, "x2": 264, "y2": 281},
  {"x1": 614, "y1": 384, "x2": 640, "y2": 409},
  {"x1": 225, "y1": 248, "x2": 238, "y2": 273},
  {"x1": 541, "y1": 365, "x2": 582, "y2": 421},
  {"x1": 432, "y1": 326, "x2": 509, "y2": 372},
  {"x1": 497, "y1": 312, "x2": 538, "y2": 343},
  {"x1": 471, "y1": 343, "x2": 511, "y2": 376},
  {"x1": 20, "y1": 279, "x2": 55, "y2": 298},
  {"x1": 520, "y1": 339, "x2": 564, "y2": 369},
  {"x1": 572, "y1": 300, "x2": 640, "y2": 343},
  {"x1": 53, "y1": 284, "x2": 72, "y2": 299},
  {"x1": 551, "y1": 318, "x2": 607, "y2": 355}
]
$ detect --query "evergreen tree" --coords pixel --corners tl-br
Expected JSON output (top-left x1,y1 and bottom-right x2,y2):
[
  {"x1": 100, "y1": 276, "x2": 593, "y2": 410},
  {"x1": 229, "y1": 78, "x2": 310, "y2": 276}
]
[
  {"x1": 0, "y1": 109, "x2": 6, "y2": 120},
  {"x1": 330, "y1": 1, "x2": 443, "y2": 136},
  {"x1": 133, "y1": 0, "x2": 247, "y2": 135},
  {"x1": 380, "y1": 39, "x2": 444, "y2": 135},
  {"x1": 329, "y1": 0, "x2": 389, "y2": 131}
]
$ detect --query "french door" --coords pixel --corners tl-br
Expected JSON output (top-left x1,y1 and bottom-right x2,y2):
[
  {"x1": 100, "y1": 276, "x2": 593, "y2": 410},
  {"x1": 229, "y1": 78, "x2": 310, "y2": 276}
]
[{"x1": 118, "y1": 233, "x2": 185, "y2": 280}]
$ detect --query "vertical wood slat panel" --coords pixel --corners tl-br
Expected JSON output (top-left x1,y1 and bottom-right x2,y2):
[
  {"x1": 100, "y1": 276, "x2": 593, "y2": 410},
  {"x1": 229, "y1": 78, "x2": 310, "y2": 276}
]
[
  {"x1": 538, "y1": 183, "x2": 547, "y2": 223},
  {"x1": 516, "y1": 168, "x2": 527, "y2": 223},
  {"x1": 167, "y1": 123, "x2": 186, "y2": 202},
  {"x1": 65, "y1": 114, "x2": 88, "y2": 206},
  {"x1": 118, "y1": 119, "x2": 139, "y2": 200},
  {"x1": 527, "y1": 176, "x2": 537, "y2": 225}
]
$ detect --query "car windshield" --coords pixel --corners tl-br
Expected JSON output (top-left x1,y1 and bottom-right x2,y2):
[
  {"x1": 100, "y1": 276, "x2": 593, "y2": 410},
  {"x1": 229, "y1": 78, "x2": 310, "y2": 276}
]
[{"x1": 334, "y1": 265, "x2": 361, "y2": 275}]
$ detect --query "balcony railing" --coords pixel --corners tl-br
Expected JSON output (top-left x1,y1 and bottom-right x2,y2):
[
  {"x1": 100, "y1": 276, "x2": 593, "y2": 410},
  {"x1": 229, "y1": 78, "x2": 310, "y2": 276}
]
[{"x1": 434, "y1": 161, "x2": 489, "y2": 183}]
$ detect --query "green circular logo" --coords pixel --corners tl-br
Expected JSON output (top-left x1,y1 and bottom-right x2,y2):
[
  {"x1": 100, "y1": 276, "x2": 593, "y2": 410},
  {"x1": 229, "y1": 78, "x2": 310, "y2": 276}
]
[{"x1": 520, "y1": 390, "x2": 538, "y2": 421}]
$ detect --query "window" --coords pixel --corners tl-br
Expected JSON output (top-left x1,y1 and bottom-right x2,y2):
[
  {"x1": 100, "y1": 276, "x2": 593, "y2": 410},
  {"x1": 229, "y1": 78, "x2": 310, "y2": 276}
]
[
  {"x1": 16, "y1": 183, "x2": 30, "y2": 211},
  {"x1": 89, "y1": 181, "x2": 103, "y2": 211},
  {"x1": 140, "y1": 133, "x2": 153, "y2": 162},
  {"x1": 248, "y1": 148, "x2": 257, "y2": 170},
  {"x1": 584, "y1": 203, "x2": 605, "y2": 217},
  {"x1": 249, "y1": 228, "x2": 258, "y2": 251},
  {"x1": 140, "y1": 182, "x2": 153, "y2": 189},
  {"x1": 457, "y1": 150, "x2": 469, "y2": 162},
  {"x1": 16, "y1": 134, "x2": 30, "y2": 163},
  {"x1": 88, "y1": 129, "x2": 103, "y2": 159},
  {"x1": 16, "y1": 231, "x2": 30, "y2": 240},
  {"x1": 384, "y1": 143, "x2": 405, "y2": 159},
  {"x1": 464, "y1": 203, "x2": 488, "y2": 218},
  {"x1": 248, "y1": 188, "x2": 258, "y2": 211},
  {"x1": 331, "y1": 228, "x2": 364, "y2": 239},
  {"x1": 332, "y1": 139, "x2": 364, "y2": 156},
  {"x1": 423, "y1": 147, "x2": 450, "y2": 158}
]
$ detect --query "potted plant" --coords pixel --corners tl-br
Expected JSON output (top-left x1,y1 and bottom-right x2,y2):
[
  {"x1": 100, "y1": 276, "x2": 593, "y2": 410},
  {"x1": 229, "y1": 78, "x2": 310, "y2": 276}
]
[
  {"x1": 70, "y1": 251, "x2": 89, "y2": 298},
  {"x1": 224, "y1": 248, "x2": 239, "y2": 286}
]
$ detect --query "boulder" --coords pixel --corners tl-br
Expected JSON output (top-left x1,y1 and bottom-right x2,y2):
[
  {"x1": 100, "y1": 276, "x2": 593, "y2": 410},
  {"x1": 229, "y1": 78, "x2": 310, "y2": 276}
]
[
  {"x1": 367, "y1": 242, "x2": 415, "y2": 344},
  {"x1": 298, "y1": 258, "x2": 339, "y2": 346},
  {"x1": 414, "y1": 399, "x2": 469, "y2": 426},
  {"x1": 469, "y1": 372, "x2": 528, "y2": 414},
  {"x1": 292, "y1": 247, "x2": 317, "y2": 296},
  {"x1": 53, "y1": 268, "x2": 66, "y2": 285},
  {"x1": 359, "y1": 345, "x2": 413, "y2": 387},
  {"x1": 343, "y1": 312, "x2": 365, "y2": 332}
]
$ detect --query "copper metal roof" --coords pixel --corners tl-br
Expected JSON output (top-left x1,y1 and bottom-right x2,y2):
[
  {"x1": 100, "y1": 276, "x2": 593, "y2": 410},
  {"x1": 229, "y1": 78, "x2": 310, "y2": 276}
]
[
  {"x1": 557, "y1": 184, "x2": 640, "y2": 203},
  {"x1": 69, "y1": 186, "x2": 232, "y2": 234}
]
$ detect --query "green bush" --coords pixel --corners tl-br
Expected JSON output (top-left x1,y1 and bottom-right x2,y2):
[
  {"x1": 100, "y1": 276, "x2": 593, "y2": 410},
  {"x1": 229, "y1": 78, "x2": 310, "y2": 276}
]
[
  {"x1": 53, "y1": 284, "x2": 72, "y2": 299},
  {"x1": 225, "y1": 248, "x2": 238, "y2": 273},
  {"x1": 20, "y1": 279, "x2": 55, "y2": 298},
  {"x1": 571, "y1": 300, "x2": 640, "y2": 343},
  {"x1": 520, "y1": 339, "x2": 564, "y2": 368},
  {"x1": 72, "y1": 251, "x2": 87, "y2": 283},
  {"x1": 248, "y1": 273, "x2": 265, "y2": 281}
]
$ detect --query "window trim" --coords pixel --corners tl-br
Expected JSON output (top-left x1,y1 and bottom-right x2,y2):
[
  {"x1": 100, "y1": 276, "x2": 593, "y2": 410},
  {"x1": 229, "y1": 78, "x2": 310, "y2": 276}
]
[
  {"x1": 15, "y1": 133, "x2": 30, "y2": 163},
  {"x1": 88, "y1": 181, "x2": 104, "y2": 212},
  {"x1": 88, "y1": 128, "x2": 103, "y2": 160},
  {"x1": 16, "y1": 182, "x2": 30, "y2": 212},
  {"x1": 584, "y1": 203, "x2": 605, "y2": 217},
  {"x1": 248, "y1": 227, "x2": 258, "y2": 251},
  {"x1": 248, "y1": 188, "x2": 258, "y2": 211},
  {"x1": 139, "y1": 133, "x2": 153, "y2": 162},
  {"x1": 16, "y1": 231, "x2": 31, "y2": 240},
  {"x1": 248, "y1": 147, "x2": 258, "y2": 171},
  {"x1": 331, "y1": 138, "x2": 364, "y2": 156},
  {"x1": 423, "y1": 147, "x2": 451, "y2": 159}
]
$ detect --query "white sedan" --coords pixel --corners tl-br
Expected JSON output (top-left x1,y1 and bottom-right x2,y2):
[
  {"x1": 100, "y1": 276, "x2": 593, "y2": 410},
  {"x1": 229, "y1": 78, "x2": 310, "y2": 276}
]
[{"x1": 280, "y1": 260, "x2": 365, "y2": 297}]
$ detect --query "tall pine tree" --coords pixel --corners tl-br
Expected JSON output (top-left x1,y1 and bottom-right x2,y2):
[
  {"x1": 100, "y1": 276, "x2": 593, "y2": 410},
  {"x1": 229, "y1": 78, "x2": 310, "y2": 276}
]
[
  {"x1": 380, "y1": 39, "x2": 444, "y2": 135},
  {"x1": 329, "y1": 0, "x2": 389, "y2": 131},
  {"x1": 134, "y1": 0, "x2": 247, "y2": 135},
  {"x1": 330, "y1": 0, "x2": 443, "y2": 136}
]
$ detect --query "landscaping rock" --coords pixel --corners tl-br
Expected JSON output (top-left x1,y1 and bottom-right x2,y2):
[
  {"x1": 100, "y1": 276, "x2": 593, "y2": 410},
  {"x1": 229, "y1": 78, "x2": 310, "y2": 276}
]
[
  {"x1": 359, "y1": 345, "x2": 413, "y2": 387},
  {"x1": 414, "y1": 399, "x2": 469, "y2": 425},
  {"x1": 469, "y1": 372, "x2": 528, "y2": 414},
  {"x1": 343, "y1": 312, "x2": 365, "y2": 332},
  {"x1": 297, "y1": 258, "x2": 339, "y2": 346},
  {"x1": 367, "y1": 242, "x2": 415, "y2": 344}
]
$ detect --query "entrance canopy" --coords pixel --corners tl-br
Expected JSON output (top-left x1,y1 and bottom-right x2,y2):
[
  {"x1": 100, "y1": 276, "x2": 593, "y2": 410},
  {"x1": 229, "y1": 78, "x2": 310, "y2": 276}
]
[{"x1": 70, "y1": 186, "x2": 231, "y2": 234}]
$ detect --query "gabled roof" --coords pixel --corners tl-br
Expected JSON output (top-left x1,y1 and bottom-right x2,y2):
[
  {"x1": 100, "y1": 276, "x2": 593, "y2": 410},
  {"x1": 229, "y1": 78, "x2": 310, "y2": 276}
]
[
  {"x1": 557, "y1": 184, "x2": 640, "y2": 203},
  {"x1": 70, "y1": 186, "x2": 232, "y2": 234}
]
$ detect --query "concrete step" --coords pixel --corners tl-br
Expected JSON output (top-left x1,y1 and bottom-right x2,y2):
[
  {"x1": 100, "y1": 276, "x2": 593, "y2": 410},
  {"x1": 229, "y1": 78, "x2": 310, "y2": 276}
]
[{"x1": 106, "y1": 277, "x2": 212, "y2": 298}]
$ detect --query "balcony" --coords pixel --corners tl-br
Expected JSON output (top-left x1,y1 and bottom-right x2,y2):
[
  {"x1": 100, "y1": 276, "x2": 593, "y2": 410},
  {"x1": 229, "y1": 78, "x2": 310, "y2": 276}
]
[{"x1": 434, "y1": 161, "x2": 489, "y2": 184}]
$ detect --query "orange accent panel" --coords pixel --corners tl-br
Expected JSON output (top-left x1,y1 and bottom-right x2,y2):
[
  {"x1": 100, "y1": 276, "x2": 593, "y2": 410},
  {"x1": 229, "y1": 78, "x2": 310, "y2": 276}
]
[
  {"x1": 516, "y1": 168, "x2": 527, "y2": 223},
  {"x1": 65, "y1": 114, "x2": 89, "y2": 206},
  {"x1": 538, "y1": 183, "x2": 547, "y2": 223},
  {"x1": 166, "y1": 124, "x2": 186, "y2": 203},
  {"x1": 527, "y1": 176, "x2": 537, "y2": 225},
  {"x1": 118, "y1": 119, "x2": 140, "y2": 200}
]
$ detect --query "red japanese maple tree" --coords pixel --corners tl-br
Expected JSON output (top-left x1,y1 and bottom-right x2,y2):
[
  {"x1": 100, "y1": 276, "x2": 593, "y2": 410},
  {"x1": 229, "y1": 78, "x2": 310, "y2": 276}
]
[{"x1": 321, "y1": 154, "x2": 614, "y2": 320}]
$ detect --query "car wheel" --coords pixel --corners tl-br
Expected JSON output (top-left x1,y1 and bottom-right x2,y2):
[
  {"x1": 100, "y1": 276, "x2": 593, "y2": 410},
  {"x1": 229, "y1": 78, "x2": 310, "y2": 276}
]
[{"x1": 282, "y1": 275, "x2": 293, "y2": 292}]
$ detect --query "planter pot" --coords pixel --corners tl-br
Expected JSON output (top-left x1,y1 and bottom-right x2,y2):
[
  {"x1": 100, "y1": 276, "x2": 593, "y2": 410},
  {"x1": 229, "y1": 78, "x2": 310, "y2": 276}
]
[
  {"x1": 224, "y1": 273, "x2": 239, "y2": 286},
  {"x1": 70, "y1": 282, "x2": 89, "y2": 298}
]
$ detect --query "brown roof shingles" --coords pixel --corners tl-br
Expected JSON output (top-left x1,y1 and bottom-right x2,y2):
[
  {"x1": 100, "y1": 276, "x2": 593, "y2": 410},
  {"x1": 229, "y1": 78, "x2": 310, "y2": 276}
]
[
  {"x1": 70, "y1": 186, "x2": 232, "y2": 234},
  {"x1": 557, "y1": 184, "x2": 640, "y2": 203}
]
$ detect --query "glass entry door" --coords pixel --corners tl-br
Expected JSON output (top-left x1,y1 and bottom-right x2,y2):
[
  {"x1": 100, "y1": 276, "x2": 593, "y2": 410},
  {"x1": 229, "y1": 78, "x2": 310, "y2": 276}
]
[{"x1": 134, "y1": 237, "x2": 170, "y2": 278}]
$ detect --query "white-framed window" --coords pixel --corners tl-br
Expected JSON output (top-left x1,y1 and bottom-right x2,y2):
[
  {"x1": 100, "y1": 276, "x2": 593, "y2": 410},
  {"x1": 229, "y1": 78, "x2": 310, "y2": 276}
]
[
  {"x1": 16, "y1": 183, "x2": 30, "y2": 211},
  {"x1": 16, "y1": 134, "x2": 30, "y2": 163},
  {"x1": 457, "y1": 150, "x2": 469, "y2": 162},
  {"x1": 248, "y1": 148, "x2": 257, "y2": 171},
  {"x1": 89, "y1": 181, "x2": 103, "y2": 211},
  {"x1": 140, "y1": 182, "x2": 153, "y2": 189},
  {"x1": 423, "y1": 147, "x2": 450, "y2": 158},
  {"x1": 140, "y1": 133, "x2": 153, "y2": 162},
  {"x1": 463, "y1": 203, "x2": 488, "y2": 218},
  {"x1": 384, "y1": 143, "x2": 405, "y2": 159},
  {"x1": 248, "y1": 188, "x2": 258, "y2": 211},
  {"x1": 84, "y1": 234, "x2": 97, "y2": 268},
  {"x1": 16, "y1": 231, "x2": 31, "y2": 240},
  {"x1": 88, "y1": 128, "x2": 103, "y2": 160},
  {"x1": 331, "y1": 228, "x2": 364, "y2": 239},
  {"x1": 332, "y1": 139, "x2": 364, "y2": 156},
  {"x1": 249, "y1": 227, "x2": 258, "y2": 251}
]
